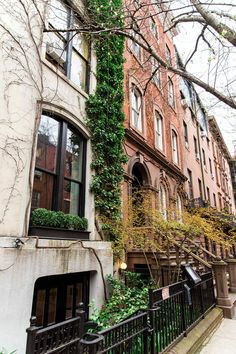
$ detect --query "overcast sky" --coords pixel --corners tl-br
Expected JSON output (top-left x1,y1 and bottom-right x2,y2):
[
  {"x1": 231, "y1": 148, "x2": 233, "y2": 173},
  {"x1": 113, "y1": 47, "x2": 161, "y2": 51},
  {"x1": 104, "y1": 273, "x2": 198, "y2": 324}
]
[{"x1": 172, "y1": 2, "x2": 236, "y2": 156}]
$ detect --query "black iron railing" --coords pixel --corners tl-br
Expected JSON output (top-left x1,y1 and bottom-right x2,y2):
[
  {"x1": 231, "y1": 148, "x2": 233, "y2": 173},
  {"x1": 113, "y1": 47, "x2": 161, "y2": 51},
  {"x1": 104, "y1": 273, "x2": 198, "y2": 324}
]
[
  {"x1": 80, "y1": 311, "x2": 150, "y2": 354},
  {"x1": 26, "y1": 273, "x2": 215, "y2": 354},
  {"x1": 26, "y1": 305, "x2": 85, "y2": 354},
  {"x1": 149, "y1": 272, "x2": 215, "y2": 354}
]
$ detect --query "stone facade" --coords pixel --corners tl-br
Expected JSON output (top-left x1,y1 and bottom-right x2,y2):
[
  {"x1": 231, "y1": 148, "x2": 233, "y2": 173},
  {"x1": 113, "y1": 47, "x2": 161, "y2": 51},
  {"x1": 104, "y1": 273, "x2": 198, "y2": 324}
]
[{"x1": 0, "y1": 2, "x2": 112, "y2": 353}]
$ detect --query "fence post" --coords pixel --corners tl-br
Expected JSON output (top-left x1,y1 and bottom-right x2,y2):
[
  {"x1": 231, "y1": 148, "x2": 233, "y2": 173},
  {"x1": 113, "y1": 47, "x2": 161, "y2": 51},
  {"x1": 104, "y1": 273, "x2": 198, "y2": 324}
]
[
  {"x1": 199, "y1": 283, "x2": 204, "y2": 318},
  {"x1": 149, "y1": 289, "x2": 158, "y2": 354},
  {"x1": 227, "y1": 257, "x2": 236, "y2": 293},
  {"x1": 25, "y1": 316, "x2": 37, "y2": 354},
  {"x1": 180, "y1": 284, "x2": 187, "y2": 336},
  {"x1": 143, "y1": 312, "x2": 149, "y2": 354},
  {"x1": 76, "y1": 302, "x2": 86, "y2": 338},
  {"x1": 212, "y1": 260, "x2": 235, "y2": 318}
]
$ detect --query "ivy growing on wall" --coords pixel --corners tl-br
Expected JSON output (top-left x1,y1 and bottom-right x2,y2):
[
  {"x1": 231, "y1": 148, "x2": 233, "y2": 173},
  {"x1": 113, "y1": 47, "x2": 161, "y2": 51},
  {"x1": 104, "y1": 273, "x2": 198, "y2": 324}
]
[{"x1": 86, "y1": 0, "x2": 127, "y2": 220}]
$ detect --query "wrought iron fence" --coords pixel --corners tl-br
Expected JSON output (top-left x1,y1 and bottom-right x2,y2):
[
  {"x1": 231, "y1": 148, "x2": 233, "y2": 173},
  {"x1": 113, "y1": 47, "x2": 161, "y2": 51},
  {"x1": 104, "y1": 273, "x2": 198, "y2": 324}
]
[
  {"x1": 26, "y1": 273, "x2": 215, "y2": 354},
  {"x1": 149, "y1": 272, "x2": 215, "y2": 354},
  {"x1": 25, "y1": 305, "x2": 85, "y2": 354},
  {"x1": 80, "y1": 311, "x2": 150, "y2": 354}
]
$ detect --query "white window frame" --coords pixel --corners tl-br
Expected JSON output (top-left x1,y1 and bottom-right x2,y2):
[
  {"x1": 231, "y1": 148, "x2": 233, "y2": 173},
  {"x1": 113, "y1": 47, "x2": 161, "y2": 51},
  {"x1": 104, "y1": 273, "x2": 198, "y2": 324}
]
[
  {"x1": 131, "y1": 87, "x2": 142, "y2": 132},
  {"x1": 155, "y1": 111, "x2": 163, "y2": 150},
  {"x1": 150, "y1": 17, "x2": 158, "y2": 38},
  {"x1": 130, "y1": 30, "x2": 142, "y2": 61},
  {"x1": 152, "y1": 57, "x2": 161, "y2": 88},
  {"x1": 171, "y1": 130, "x2": 178, "y2": 164},
  {"x1": 166, "y1": 44, "x2": 172, "y2": 65},
  {"x1": 176, "y1": 193, "x2": 182, "y2": 221},
  {"x1": 168, "y1": 78, "x2": 175, "y2": 107}
]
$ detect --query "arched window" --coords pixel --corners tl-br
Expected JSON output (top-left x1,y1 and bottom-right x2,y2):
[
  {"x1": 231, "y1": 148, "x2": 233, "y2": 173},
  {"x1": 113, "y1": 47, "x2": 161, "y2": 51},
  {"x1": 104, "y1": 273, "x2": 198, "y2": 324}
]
[
  {"x1": 159, "y1": 185, "x2": 167, "y2": 220},
  {"x1": 171, "y1": 130, "x2": 178, "y2": 164},
  {"x1": 131, "y1": 86, "x2": 142, "y2": 132},
  {"x1": 176, "y1": 193, "x2": 182, "y2": 221},
  {"x1": 32, "y1": 113, "x2": 86, "y2": 216},
  {"x1": 168, "y1": 77, "x2": 175, "y2": 107},
  {"x1": 152, "y1": 58, "x2": 161, "y2": 87},
  {"x1": 155, "y1": 111, "x2": 163, "y2": 150}
]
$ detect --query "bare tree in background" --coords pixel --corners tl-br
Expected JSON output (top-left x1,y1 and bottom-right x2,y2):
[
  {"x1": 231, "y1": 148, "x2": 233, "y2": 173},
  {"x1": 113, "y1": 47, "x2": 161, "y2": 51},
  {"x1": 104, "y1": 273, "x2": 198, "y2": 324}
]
[{"x1": 41, "y1": 0, "x2": 236, "y2": 110}]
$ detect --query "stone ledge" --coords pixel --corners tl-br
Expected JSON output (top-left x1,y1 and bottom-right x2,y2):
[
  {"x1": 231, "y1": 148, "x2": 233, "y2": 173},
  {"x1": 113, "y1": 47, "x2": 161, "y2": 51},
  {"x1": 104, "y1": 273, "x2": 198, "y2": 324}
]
[{"x1": 166, "y1": 308, "x2": 223, "y2": 354}]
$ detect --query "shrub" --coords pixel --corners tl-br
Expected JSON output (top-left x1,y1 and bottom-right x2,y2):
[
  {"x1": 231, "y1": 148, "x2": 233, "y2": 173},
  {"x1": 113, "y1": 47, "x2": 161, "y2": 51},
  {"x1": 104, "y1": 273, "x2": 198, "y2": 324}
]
[
  {"x1": 30, "y1": 208, "x2": 88, "y2": 231},
  {"x1": 89, "y1": 272, "x2": 149, "y2": 329}
]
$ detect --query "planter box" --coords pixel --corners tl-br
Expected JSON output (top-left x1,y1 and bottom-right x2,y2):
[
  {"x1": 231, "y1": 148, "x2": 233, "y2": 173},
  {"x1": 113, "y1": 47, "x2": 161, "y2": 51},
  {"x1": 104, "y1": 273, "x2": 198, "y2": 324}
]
[{"x1": 29, "y1": 226, "x2": 90, "y2": 240}]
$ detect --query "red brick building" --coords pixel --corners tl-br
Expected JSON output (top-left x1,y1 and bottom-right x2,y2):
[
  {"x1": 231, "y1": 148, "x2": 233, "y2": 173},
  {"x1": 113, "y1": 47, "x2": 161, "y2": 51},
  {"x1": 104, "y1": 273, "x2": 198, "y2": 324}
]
[
  {"x1": 121, "y1": 1, "x2": 235, "y2": 274},
  {"x1": 122, "y1": 3, "x2": 186, "y2": 272}
]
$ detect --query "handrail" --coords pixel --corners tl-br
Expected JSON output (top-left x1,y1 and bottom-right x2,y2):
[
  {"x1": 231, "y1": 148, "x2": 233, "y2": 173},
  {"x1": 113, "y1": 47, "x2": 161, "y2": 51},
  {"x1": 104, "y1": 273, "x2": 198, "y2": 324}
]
[
  {"x1": 171, "y1": 238, "x2": 212, "y2": 269},
  {"x1": 187, "y1": 238, "x2": 218, "y2": 260}
]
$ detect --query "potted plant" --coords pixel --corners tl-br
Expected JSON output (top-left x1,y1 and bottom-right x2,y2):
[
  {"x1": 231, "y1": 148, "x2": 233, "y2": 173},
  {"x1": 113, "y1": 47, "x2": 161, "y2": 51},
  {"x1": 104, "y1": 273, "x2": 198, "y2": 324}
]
[{"x1": 29, "y1": 208, "x2": 89, "y2": 240}]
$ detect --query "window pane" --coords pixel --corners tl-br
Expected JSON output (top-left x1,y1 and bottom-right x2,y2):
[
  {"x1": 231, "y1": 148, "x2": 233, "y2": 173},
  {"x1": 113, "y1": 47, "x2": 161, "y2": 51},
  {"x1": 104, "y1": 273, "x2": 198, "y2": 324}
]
[
  {"x1": 48, "y1": 288, "x2": 57, "y2": 325},
  {"x1": 32, "y1": 171, "x2": 54, "y2": 210},
  {"x1": 66, "y1": 284, "x2": 73, "y2": 319},
  {"x1": 71, "y1": 50, "x2": 87, "y2": 91},
  {"x1": 48, "y1": 0, "x2": 68, "y2": 31},
  {"x1": 131, "y1": 89, "x2": 142, "y2": 131},
  {"x1": 63, "y1": 180, "x2": 80, "y2": 215},
  {"x1": 65, "y1": 129, "x2": 83, "y2": 181},
  {"x1": 73, "y1": 27, "x2": 89, "y2": 60},
  {"x1": 35, "y1": 289, "x2": 46, "y2": 326},
  {"x1": 36, "y1": 115, "x2": 59, "y2": 172}
]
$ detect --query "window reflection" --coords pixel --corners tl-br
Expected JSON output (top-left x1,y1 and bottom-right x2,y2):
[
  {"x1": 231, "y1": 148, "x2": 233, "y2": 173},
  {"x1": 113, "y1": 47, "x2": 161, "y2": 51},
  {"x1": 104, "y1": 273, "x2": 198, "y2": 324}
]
[
  {"x1": 33, "y1": 114, "x2": 85, "y2": 217},
  {"x1": 32, "y1": 171, "x2": 54, "y2": 210},
  {"x1": 36, "y1": 115, "x2": 59, "y2": 172},
  {"x1": 65, "y1": 129, "x2": 83, "y2": 181},
  {"x1": 63, "y1": 180, "x2": 80, "y2": 215}
]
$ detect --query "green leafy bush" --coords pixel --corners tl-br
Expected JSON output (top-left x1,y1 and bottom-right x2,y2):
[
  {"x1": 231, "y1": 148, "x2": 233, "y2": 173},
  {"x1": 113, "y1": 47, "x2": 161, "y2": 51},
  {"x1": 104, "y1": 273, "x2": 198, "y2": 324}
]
[
  {"x1": 30, "y1": 208, "x2": 88, "y2": 230},
  {"x1": 89, "y1": 272, "x2": 149, "y2": 329}
]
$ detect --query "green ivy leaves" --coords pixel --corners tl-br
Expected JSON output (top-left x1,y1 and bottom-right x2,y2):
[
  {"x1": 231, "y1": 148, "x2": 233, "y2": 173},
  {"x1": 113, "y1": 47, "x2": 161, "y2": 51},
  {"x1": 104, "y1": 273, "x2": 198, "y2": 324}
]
[{"x1": 87, "y1": 0, "x2": 127, "y2": 220}]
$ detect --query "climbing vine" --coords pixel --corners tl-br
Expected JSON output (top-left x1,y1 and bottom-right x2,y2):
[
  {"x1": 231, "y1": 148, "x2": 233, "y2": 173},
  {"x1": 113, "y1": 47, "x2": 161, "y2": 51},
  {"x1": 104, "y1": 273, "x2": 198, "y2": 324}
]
[{"x1": 86, "y1": 0, "x2": 127, "y2": 220}]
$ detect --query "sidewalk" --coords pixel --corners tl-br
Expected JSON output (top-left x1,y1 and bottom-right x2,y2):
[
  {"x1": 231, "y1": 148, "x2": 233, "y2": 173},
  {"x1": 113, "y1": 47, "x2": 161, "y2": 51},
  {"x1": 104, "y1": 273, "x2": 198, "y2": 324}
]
[{"x1": 199, "y1": 316, "x2": 236, "y2": 354}]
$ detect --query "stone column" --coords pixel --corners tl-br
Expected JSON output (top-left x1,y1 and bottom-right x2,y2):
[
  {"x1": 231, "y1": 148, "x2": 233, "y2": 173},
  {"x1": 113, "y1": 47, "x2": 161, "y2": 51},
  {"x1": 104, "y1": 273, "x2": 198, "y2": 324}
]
[
  {"x1": 227, "y1": 257, "x2": 236, "y2": 293},
  {"x1": 212, "y1": 260, "x2": 235, "y2": 318}
]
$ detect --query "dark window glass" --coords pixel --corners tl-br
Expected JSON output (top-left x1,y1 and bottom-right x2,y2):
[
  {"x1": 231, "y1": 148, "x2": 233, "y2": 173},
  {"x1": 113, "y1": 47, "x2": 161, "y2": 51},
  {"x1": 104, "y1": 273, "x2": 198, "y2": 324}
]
[
  {"x1": 183, "y1": 121, "x2": 188, "y2": 143},
  {"x1": 66, "y1": 284, "x2": 74, "y2": 319},
  {"x1": 187, "y1": 169, "x2": 193, "y2": 199},
  {"x1": 32, "y1": 272, "x2": 89, "y2": 327},
  {"x1": 48, "y1": 288, "x2": 57, "y2": 325},
  {"x1": 32, "y1": 113, "x2": 86, "y2": 216},
  {"x1": 36, "y1": 115, "x2": 59, "y2": 172},
  {"x1": 35, "y1": 289, "x2": 46, "y2": 326}
]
